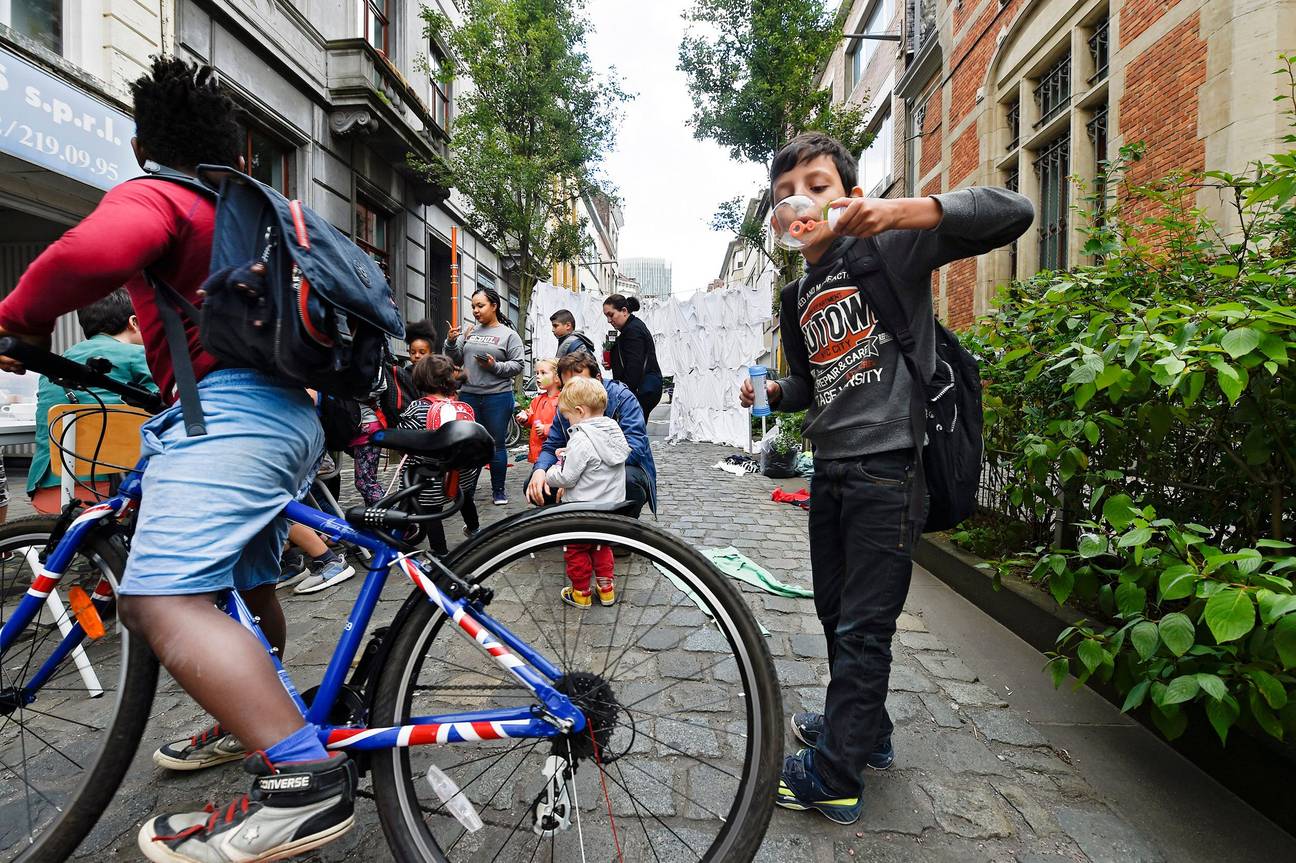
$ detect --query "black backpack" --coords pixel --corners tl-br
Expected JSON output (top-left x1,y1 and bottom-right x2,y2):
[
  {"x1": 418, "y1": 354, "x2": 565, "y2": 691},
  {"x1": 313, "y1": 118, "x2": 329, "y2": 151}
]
[
  {"x1": 137, "y1": 166, "x2": 405, "y2": 435},
  {"x1": 842, "y1": 239, "x2": 984, "y2": 532}
]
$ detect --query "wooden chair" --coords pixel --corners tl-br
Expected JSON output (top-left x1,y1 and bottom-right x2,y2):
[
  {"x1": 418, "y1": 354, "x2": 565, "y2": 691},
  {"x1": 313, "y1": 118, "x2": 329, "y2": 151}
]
[{"x1": 46, "y1": 403, "x2": 151, "y2": 509}]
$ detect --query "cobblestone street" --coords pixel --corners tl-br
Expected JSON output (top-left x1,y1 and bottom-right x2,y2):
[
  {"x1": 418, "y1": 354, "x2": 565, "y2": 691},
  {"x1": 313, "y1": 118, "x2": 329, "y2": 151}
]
[{"x1": 33, "y1": 436, "x2": 1181, "y2": 862}]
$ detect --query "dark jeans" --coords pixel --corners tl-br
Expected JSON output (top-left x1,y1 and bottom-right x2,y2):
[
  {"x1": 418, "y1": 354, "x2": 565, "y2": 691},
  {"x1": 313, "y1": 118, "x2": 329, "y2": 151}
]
[
  {"x1": 635, "y1": 374, "x2": 663, "y2": 421},
  {"x1": 808, "y1": 448, "x2": 927, "y2": 794},
  {"x1": 462, "y1": 391, "x2": 514, "y2": 497}
]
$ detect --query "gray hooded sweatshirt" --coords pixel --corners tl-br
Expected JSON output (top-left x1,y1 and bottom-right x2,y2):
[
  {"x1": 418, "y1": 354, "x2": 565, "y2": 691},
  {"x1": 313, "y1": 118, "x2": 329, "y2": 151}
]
[{"x1": 545, "y1": 415, "x2": 630, "y2": 503}]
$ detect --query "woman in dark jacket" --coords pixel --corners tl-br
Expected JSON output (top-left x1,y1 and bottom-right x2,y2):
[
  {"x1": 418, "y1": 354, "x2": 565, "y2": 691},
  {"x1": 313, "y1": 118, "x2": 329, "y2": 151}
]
[{"x1": 603, "y1": 294, "x2": 663, "y2": 418}]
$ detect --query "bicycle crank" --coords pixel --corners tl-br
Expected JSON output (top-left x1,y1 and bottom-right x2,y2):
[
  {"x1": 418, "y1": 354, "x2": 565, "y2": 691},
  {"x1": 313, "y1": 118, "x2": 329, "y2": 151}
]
[{"x1": 531, "y1": 754, "x2": 575, "y2": 837}]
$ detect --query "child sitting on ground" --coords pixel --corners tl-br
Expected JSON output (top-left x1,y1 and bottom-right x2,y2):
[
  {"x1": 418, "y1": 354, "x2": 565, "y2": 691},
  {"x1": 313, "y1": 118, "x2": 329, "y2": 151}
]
[
  {"x1": 399, "y1": 354, "x2": 481, "y2": 554},
  {"x1": 516, "y1": 358, "x2": 560, "y2": 469},
  {"x1": 544, "y1": 376, "x2": 630, "y2": 608}
]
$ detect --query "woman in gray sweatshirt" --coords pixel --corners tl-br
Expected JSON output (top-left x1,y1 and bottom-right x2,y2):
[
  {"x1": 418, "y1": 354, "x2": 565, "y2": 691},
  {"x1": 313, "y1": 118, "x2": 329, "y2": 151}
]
[{"x1": 444, "y1": 286, "x2": 524, "y2": 503}]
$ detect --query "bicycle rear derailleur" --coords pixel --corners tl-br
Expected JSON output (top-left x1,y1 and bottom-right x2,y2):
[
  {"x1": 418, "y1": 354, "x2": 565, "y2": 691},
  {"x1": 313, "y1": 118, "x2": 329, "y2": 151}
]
[{"x1": 532, "y1": 754, "x2": 575, "y2": 837}]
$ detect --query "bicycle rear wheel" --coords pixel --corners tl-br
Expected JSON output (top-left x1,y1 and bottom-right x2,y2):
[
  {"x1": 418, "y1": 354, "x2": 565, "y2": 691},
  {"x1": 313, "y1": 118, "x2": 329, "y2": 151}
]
[
  {"x1": 370, "y1": 512, "x2": 782, "y2": 862},
  {"x1": 0, "y1": 515, "x2": 158, "y2": 862}
]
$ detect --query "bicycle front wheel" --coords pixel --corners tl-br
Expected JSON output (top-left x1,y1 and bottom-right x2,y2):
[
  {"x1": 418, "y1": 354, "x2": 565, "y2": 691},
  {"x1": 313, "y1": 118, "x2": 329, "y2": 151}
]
[
  {"x1": 0, "y1": 515, "x2": 158, "y2": 862},
  {"x1": 371, "y1": 512, "x2": 782, "y2": 862}
]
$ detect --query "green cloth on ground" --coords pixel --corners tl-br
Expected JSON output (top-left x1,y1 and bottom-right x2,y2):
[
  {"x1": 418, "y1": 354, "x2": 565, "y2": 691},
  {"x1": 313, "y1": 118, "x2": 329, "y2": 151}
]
[
  {"x1": 652, "y1": 546, "x2": 812, "y2": 638},
  {"x1": 703, "y1": 546, "x2": 813, "y2": 598}
]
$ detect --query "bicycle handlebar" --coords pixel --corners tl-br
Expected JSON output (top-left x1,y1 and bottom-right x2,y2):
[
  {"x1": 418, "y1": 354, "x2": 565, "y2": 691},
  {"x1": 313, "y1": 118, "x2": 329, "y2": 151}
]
[{"x1": 0, "y1": 336, "x2": 166, "y2": 415}]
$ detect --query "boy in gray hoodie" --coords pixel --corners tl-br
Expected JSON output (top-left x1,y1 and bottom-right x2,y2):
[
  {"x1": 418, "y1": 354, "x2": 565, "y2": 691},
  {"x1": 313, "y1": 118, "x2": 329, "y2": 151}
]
[
  {"x1": 545, "y1": 376, "x2": 630, "y2": 608},
  {"x1": 741, "y1": 132, "x2": 1033, "y2": 824}
]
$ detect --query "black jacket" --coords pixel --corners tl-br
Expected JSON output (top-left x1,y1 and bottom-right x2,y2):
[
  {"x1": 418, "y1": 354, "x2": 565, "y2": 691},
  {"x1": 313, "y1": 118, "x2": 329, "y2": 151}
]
[{"x1": 609, "y1": 314, "x2": 661, "y2": 395}]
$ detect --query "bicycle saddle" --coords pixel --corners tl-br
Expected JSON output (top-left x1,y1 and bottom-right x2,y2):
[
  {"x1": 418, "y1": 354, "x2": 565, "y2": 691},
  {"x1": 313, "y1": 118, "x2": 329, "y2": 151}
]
[{"x1": 370, "y1": 421, "x2": 495, "y2": 470}]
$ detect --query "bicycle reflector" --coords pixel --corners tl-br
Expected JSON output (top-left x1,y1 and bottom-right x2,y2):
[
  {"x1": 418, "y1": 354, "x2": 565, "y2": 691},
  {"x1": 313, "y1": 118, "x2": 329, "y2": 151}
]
[{"x1": 67, "y1": 586, "x2": 106, "y2": 641}]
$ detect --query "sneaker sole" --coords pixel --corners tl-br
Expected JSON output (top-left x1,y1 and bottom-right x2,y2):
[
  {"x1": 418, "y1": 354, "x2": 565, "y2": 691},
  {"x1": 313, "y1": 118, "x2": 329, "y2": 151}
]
[
  {"x1": 774, "y1": 792, "x2": 862, "y2": 825},
  {"x1": 275, "y1": 569, "x2": 310, "y2": 591},
  {"x1": 151, "y1": 747, "x2": 246, "y2": 772},
  {"x1": 598, "y1": 596, "x2": 616, "y2": 607},
  {"x1": 138, "y1": 813, "x2": 355, "y2": 862},
  {"x1": 293, "y1": 564, "x2": 357, "y2": 595}
]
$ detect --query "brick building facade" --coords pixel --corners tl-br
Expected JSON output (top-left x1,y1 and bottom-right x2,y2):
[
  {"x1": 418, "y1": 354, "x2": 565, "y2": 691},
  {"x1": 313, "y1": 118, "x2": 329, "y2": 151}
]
[{"x1": 833, "y1": 0, "x2": 1295, "y2": 330}]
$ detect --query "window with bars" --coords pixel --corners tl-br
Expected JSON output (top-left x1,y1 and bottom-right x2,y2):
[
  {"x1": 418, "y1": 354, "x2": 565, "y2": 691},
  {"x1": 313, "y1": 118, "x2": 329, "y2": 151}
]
[
  {"x1": 1087, "y1": 104, "x2": 1109, "y2": 229},
  {"x1": 1006, "y1": 101, "x2": 1020, "y2": 150},
  {"x1": 1033, "y1": 53, "x2": 1071, "y2": 129},
  {"x1": 1088, "y1": 18, "x2": 1109, "y2": 84},
  {"x1": 360, "y1": 0, "x2": 389, "y2": 56},
  {"x1": 239, "y1": 124, "x2": 292, "y2": 196},
  {"x1": 1005, "y1": 168, "x2": 1020, "y2": 278},
  {"x1": 355, "y1": 199, "x2": 390, "y2": 277},
  {"x1": 1034, "y1": 134, "x2": 1070, "y2": 271}
]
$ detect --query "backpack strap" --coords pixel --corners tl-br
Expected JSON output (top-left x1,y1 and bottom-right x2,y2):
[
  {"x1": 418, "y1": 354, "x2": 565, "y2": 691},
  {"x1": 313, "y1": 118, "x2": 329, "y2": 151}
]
[
  {"x1": 149, "y1": 275, "x2": 208, "y2": 436},
  {"x1": 843, "y1": 238, "x2": 926, "y2": 526}
]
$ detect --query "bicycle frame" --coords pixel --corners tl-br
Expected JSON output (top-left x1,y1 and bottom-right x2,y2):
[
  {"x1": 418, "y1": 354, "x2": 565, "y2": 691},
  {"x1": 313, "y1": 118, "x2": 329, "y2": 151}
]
[{"x1": 0, "y1": 457, "x2": 587, "y2": 751}]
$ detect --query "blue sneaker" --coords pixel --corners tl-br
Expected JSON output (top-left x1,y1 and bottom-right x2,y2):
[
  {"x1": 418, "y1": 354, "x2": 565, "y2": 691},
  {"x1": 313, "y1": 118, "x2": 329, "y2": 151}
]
[
  {"x1": 492, "y1": 492, "x2": 508, "y2": 506},
  {"x1": 775, "y1": 748, "x2": 863, "y2": 824},
  {"x1": 789, "y1": 712, "x2": 896, "y2": 770},
  {"x1": 293, "y1": 557, "x2": 356, "y2": 595}
]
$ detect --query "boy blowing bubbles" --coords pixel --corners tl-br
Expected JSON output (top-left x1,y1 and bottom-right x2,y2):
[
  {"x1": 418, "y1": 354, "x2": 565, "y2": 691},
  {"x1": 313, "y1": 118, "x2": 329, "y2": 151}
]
[{"x1": 742, "y1": 133, "x2": 1032, "y2": 823}]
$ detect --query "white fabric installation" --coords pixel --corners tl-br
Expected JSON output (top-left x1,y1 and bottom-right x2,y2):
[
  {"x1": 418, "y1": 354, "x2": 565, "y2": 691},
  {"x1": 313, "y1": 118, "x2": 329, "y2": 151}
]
[{"x1": 526, "y1": 278, "x2": 772, "y2": 450}]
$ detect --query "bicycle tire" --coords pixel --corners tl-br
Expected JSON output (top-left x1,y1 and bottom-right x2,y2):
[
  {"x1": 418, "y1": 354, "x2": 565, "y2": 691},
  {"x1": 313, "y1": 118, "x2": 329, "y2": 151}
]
[
  {"x1": 370, "y1": 511, "x2": 781, "y2": 862},
  {"x1": 0, "y1": 515, "x2": 159, "y2": 863},
  {"x1": 504, "y1": 418, "x2": 522, "y2": 449}
]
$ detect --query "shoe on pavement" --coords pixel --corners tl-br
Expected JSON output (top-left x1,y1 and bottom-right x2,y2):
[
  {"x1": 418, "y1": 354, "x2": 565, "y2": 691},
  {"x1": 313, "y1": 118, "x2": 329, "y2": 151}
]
[
  {"x1": 138, "y1": 751, "x2": 356, "y2": 863},
  {"x1": 561, "y1": 586, "x2": 592, "y2": 609},
  {"x1": 153, "y1": 724, "x2": 247, "y2": 772},
  {"x1": 595, "y1": 580, "x2": 616, "y2": 607},
  {"x1": 275, "y1": 551, "x2": 309, "y2": 591},
  {"x1": 492, "y1": 493, "x2": 508, "y2": 506},
  {"x1": 293, "y1": 558, "x2": 356, "y2": 595},
  {"x1": 789, "y1": 713, "x2": 895, "y2": 770},
  {"x1": 774, "y1": 748, "x2": 863, "y2": 824}
]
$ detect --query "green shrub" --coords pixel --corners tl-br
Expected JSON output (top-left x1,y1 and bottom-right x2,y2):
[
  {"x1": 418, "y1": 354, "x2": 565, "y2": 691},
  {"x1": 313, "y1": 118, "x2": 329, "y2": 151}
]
[{"x1": 973, "y1": 55, "x2": 1296, "y2": 743}]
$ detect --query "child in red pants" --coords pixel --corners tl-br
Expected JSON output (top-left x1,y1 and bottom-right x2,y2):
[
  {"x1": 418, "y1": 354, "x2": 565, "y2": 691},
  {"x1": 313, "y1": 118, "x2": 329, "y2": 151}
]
[{"x1": 544, "y1": 377, "x2": 629, "y2": 608}]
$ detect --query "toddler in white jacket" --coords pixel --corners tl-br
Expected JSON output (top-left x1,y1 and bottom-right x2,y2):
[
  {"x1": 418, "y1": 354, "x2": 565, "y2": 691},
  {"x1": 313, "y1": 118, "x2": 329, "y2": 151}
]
[{"x1": 546, "y1": 377, "x2": 630, "y2": 607}]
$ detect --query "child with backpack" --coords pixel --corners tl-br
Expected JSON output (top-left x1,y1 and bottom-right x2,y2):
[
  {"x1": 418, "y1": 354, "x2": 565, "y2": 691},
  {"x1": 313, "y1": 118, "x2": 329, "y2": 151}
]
[
  {"x1": 516, "y1": 358, "x2": 560, "y2": 467},
  {"x1": 543, "y1": 376, "x2": 630, "y2": 608},
  {"x1": 398, "y1": 354, "x2": 481, "y2": 554},
  {"x1": 740, "y1": 132, "x2": 1032, "y2": 824}
]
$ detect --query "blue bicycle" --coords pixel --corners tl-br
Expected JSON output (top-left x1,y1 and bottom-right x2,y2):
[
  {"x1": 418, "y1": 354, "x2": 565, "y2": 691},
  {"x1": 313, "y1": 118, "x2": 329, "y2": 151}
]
[{"x1": 0, "y1": 340, "x2": 781, "y2": 862}]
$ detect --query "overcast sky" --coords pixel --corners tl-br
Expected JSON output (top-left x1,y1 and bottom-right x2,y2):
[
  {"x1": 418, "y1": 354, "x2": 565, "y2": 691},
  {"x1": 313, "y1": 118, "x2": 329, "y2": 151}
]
[{"x1": 584, "y1": 1, "x2": 766, "y2": 297}]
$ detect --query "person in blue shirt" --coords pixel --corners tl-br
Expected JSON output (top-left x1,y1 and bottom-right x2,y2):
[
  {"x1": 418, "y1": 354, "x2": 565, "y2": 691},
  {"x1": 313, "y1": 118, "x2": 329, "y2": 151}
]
[
  {"x1": 29, "y1": 289, "x2": 156, "y2": 513},
  {"x1": 526, "y1": 351, "x2": 656, "y2": 517}
]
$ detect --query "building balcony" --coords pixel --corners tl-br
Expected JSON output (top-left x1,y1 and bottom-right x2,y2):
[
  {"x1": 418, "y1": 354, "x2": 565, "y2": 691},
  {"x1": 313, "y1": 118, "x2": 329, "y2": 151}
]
[{"x1": 325, "y1": 38, "x2": 451, "y2": 204}]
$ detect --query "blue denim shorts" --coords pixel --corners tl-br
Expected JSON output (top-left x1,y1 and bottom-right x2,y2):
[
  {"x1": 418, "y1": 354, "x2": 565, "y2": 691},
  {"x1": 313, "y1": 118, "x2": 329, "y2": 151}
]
[{"x1": 118, "y1": 369, "x2": 324, "y2": 596}]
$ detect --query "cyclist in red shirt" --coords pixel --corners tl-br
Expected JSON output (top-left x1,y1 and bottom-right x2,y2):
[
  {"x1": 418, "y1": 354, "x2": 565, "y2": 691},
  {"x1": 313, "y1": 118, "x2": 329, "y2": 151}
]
[{"x1": 0, "y1": 58, "x2": 353, "y2": 862}]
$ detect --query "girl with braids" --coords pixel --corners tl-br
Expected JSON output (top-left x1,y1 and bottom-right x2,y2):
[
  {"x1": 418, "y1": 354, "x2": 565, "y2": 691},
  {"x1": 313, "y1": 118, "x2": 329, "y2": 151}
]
[
  {"x1": 0, "y1": 57, "x2": 357, "y2": 861},
  {"x1": 444, "y1": 286, "x2": 524, "y2": 504}
]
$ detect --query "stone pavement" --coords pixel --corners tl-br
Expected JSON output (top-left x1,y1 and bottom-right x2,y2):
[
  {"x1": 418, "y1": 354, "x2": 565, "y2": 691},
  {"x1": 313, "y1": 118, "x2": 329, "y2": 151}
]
[{"x1": 43, "y1": 439, "x2": 1173, "y2": 861}]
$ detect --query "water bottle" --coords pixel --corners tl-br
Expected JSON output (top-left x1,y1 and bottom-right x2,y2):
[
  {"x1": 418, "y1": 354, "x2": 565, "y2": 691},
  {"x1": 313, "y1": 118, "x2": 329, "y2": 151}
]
[
  {"x1": 426, "y1": 764, "x2": 483, "y2": 832},
  {"x1": 749, "y1": 365, "x2": 771, "y2": 418}
]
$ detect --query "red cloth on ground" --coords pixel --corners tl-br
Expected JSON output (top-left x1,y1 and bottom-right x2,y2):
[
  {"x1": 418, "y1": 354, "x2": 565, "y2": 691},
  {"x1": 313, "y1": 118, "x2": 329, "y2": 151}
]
[
  {"x1": 521, "y1": 390, "x2": 560, "y2": 463},
  {"x1": 771, "y1": 487, "x2": 811, "y2": 510},
  {"x1": 0, "y1": 179, "x2": 218, "y2": 402},
  {"x1": 563, "y1": 543, "x2": 614, "y2": 593}
]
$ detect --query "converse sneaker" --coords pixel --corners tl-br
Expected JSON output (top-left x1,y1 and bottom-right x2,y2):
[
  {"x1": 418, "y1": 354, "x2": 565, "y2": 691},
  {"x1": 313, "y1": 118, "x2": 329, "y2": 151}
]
[
  {"x1": 293, "y1": 557, "x2": 356, "y2": 595},
  {"x1": 139, "y1": 751, "x2": 356, "y2": 862},
  {"x1": 153, "y1": 724, "x2": 247, "y2": 772}
]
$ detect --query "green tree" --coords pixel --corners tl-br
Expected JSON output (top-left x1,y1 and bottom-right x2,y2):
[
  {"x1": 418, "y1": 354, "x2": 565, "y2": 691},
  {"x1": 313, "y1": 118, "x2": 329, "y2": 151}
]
[
  {"x1": 420, "y1": 0, "x2": 626, "y2": 345},
  {"x1": 679, "y1": 0, "x2": 871, "y2": 296}
]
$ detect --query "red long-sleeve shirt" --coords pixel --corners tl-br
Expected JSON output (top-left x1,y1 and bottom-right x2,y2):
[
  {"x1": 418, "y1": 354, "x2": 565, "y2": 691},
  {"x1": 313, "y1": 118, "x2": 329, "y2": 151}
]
[{"x1": 0, "y1": 178, "x2": 218, "y2": 402}]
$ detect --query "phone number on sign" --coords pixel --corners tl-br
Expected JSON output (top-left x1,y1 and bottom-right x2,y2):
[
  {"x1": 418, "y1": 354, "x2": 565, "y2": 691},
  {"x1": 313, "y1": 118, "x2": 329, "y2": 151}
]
[{"x1": 1, "y1": 116, "x2": 120, "y2": 180}]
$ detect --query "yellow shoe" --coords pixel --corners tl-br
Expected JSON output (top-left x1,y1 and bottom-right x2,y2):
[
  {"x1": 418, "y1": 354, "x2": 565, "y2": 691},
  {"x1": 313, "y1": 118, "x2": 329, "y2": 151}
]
[
  {"x1": 561, "y1": 586, "x2": 592, "y2": 609},
  {"x1": 596, "y1": 582, "x2": 616, "y2": 607}
]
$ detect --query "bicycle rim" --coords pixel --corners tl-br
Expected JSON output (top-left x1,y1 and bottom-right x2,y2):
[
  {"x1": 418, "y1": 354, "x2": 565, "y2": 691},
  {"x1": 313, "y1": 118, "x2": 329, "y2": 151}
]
[
  {"x1": 0, "y1": 517, "x2": 157, "y2": 862},
  {"x1": 372, "y1": 513, "x2": 781, "y2": 862}
]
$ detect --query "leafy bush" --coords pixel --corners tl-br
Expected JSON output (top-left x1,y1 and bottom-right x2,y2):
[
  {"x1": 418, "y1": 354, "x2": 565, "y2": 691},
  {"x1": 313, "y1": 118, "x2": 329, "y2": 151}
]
[{"x1": 972, "y1": 56, "x2": 1296, "y2": 743}]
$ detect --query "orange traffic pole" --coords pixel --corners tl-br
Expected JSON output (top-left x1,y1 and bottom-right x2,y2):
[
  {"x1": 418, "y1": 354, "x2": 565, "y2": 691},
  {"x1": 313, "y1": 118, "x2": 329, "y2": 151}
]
[{"x1": 450, "y1": 226, "x2": 459, "y2": 327}]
